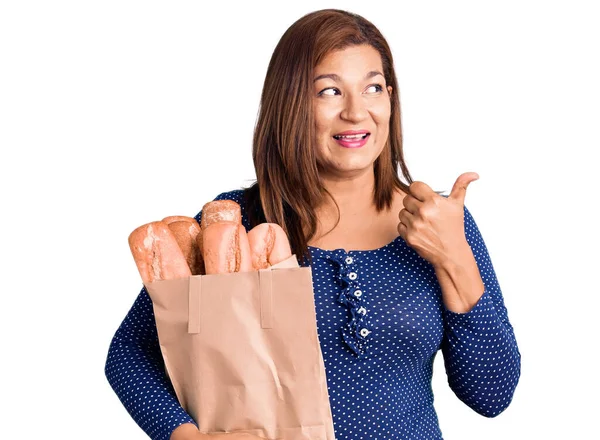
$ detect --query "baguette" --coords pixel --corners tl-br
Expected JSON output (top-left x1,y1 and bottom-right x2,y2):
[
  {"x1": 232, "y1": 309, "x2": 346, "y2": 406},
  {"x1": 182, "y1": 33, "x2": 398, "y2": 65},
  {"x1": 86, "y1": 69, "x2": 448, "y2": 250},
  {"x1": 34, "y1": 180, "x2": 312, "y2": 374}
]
[
  {"x1": 203, "y1": 222, "x2": 253, "y2": 274},
  {"x1": 162, "y1": 215, "x2": 198, "y2": 225},
  {"x1": 166, "y1": 220, "x2": 204, "y2": 275},
  {"x1": 247, "y1": 223, "x2": 293, "y2": 269},
  {"x1": 201, "y1": 200, "x2": 253, "y2": 274},
  {"x1": 128, "y1": 221, "x2": 191, "y2": 285},
  {"x1": 201, "y1": 200, "x2": 241, "y2": 229}
]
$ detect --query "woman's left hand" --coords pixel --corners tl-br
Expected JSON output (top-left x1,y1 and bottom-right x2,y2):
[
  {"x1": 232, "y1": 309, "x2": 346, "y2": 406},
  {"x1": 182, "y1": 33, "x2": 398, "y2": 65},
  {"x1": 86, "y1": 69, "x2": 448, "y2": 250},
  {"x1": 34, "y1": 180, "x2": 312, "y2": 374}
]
[{"x1": 397, "y1": 172, "x2": 479, "y2": 269}]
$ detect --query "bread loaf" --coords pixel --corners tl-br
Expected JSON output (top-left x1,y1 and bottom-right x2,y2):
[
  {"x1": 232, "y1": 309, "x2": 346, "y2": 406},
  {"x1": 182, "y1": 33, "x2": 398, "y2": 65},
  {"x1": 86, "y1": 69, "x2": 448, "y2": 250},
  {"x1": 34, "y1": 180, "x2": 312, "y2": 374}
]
[
  {"x1": 201, "y1": 200, "x2": 253, "y2": 274},
  {"x1": 161, "y1": 215, "x2": 198, "y2": 225},
  {"x1": 165, "y1": 220, "x2": 204, "y2": 275},
  {"x1": 195, "y1": 228, "x2": 204, "y2": 272},
  {"x1": 203, "y1": 222, "x2": 253, "y2": 273},
  {"x1": 201, "y1": 200, "x2": 241, "y2": 229},
  {"x1": 128, "y1": 221, "x2": 191, "y2": 285},
  {"x1": 129, "y1": 199, "x2": 294, "y2": 281},
  {"x1": 247, "y1": 223, "x2": 293, "y2": 270}
]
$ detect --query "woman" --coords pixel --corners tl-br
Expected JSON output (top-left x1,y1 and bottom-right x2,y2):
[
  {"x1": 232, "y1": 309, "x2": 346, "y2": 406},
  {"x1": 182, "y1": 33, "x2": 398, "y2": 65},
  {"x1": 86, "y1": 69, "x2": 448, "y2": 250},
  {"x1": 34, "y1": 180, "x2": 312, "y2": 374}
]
[{"x1": 105, "y1": 9, "x2": 521, "y2": 440}]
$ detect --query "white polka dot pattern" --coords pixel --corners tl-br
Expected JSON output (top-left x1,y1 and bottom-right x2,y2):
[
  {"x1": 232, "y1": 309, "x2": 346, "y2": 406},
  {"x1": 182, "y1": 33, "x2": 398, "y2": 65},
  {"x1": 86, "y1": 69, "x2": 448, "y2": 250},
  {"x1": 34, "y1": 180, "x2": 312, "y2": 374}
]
[
  {"x1": 105, "y1": 189, "x2": 521, "y2": 440},
  {"x1": 104, "y1": 286, "x2": 199, "y2": 439}
]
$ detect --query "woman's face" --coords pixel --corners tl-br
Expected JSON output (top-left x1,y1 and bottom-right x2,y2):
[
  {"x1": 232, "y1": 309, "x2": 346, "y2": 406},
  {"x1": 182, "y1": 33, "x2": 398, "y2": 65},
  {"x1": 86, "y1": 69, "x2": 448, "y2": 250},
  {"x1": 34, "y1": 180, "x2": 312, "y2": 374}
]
[{"x1": 313, "y1": 44, "x2": 393, "y2": 179}]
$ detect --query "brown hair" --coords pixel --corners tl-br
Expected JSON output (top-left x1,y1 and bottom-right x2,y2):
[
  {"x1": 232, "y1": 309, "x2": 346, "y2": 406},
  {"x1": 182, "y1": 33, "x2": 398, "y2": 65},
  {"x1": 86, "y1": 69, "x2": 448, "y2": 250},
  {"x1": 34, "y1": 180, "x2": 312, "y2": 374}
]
[{"x1": 243, "y1": 8, "x2": 414, "y2": 265}]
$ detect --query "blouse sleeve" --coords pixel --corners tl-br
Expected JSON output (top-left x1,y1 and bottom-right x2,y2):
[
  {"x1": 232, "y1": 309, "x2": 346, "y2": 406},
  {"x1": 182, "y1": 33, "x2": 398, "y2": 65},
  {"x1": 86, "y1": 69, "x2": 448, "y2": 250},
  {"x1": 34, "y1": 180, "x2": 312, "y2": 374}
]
[
  {"x1": 104, "y1": 192, "x2": 229, "y2": 439},
  {"x1": 104, "y1": 286, "x2": 198, "y2": 440},
  {"x1": 440, "y1": 205, "x2": 521, "y2": 417}
]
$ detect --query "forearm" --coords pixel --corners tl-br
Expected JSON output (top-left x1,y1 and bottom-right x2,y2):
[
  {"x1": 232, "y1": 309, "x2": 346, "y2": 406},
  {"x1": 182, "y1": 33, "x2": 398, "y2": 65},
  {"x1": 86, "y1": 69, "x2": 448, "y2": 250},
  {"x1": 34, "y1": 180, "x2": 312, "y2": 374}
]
[
  {"x1": 442, "y1": 291, "x2": 521, "y2": 416},
  {"x1": 434, "y1": 243, "x2": 485, "y2": 313},
  {"x1": 106, "y1": 336, "x2": 197, "y2": 439},
  {"x1": 439, "y1": 205, "x2": 521, "y2": 416},
  {"x1": 105, "y1": 288, "x2": 197, "y2": 440}
]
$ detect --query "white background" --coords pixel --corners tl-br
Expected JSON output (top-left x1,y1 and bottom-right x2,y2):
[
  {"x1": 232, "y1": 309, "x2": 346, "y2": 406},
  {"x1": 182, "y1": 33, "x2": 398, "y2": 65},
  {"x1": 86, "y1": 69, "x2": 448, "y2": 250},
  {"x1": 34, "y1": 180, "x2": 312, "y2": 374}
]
[{"x1": 1, "y1": 1, "x2": 598, "y2": 438}]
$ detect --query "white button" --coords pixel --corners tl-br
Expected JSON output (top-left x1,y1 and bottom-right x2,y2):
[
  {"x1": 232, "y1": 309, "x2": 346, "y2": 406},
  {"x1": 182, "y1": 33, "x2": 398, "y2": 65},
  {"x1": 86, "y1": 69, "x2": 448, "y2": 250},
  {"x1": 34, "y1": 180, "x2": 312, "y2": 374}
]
[
  {"x1": 345, "y1": 256, "x2": 353, "y2": 264},
  {"x1": 348, "y1": 272, "x2": 357, "y2": 280},
  {"x1": 359, "y1": 328, "x2": 371, "y2": 337},
  {"x1": 354, "y1": 289, "x2": 363, "y2": 298},
  {"x1": 358, "y1": 307, "x2": 367, "y2": 315}
]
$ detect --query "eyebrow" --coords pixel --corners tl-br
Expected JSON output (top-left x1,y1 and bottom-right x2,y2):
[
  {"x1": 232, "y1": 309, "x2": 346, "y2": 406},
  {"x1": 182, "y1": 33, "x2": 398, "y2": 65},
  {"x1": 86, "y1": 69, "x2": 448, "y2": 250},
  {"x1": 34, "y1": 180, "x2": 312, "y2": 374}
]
[{"x1": 313, "y1": 70, "x2": 384, "y2": 83}]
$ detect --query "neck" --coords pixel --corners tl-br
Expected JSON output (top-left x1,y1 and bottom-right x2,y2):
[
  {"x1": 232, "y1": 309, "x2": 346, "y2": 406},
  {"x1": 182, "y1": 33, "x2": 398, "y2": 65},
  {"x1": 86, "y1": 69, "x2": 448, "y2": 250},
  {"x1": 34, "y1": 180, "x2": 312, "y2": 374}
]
[{"x1": 317, "y1": 167, "x2": 376, "y2": 217}]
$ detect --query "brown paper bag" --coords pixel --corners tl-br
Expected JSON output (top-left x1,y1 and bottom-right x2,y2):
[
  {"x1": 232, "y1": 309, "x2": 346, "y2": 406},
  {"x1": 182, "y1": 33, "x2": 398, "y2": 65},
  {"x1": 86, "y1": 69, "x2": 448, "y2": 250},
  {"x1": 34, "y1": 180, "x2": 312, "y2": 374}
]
[{"x1": 144, "y1": 254, "x2": 336, "y2": 440}]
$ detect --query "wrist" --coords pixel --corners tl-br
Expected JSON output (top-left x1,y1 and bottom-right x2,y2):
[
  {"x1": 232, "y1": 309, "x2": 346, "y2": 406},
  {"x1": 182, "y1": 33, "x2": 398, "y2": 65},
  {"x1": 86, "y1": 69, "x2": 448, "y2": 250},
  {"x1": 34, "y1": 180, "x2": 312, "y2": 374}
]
[
  {"x1": 433, "y1": 244, "x2": 485, "y2": 314},
  {"x1": 433, "y1": 240, "x2": 472, "y2": 271}
]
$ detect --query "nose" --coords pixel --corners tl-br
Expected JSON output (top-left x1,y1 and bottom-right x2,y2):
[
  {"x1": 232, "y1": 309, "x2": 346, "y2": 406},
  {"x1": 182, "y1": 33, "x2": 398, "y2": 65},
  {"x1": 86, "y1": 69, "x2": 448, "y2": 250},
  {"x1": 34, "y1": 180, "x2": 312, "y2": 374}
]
[{"x1": 340, "y1": 93, "x2": 368, "y2": 122}]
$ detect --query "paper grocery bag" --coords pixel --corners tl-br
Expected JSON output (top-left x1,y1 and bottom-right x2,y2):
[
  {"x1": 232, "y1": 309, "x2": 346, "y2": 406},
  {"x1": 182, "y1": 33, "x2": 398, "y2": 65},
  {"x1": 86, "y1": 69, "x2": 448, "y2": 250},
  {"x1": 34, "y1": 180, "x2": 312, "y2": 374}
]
[{"x1": 144, "y1": 254, "x2": 336, "y2": 440}]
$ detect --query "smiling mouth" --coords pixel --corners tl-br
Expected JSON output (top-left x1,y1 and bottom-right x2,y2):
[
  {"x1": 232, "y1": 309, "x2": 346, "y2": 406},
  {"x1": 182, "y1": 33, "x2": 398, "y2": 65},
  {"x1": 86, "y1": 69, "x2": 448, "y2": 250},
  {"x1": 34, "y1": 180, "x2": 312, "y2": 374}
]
[{"x1": 332, "y1": 134, "x2": 369, "y2": 140}]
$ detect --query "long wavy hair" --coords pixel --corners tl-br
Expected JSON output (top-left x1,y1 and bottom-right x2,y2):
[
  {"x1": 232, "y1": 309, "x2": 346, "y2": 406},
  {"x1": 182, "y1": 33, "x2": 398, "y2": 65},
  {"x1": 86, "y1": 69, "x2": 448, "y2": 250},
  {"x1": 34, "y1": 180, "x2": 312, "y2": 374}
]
[{"x1": 243, "y1": 9, "x2": 414, "y2": 266}]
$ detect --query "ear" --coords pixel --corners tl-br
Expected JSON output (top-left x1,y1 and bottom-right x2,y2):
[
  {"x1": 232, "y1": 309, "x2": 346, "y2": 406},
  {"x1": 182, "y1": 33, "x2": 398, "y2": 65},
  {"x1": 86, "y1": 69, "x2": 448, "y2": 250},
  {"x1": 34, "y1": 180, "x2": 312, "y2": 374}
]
[{"x1": 387, "y1": 85, "x2": 393, "y2": 97}]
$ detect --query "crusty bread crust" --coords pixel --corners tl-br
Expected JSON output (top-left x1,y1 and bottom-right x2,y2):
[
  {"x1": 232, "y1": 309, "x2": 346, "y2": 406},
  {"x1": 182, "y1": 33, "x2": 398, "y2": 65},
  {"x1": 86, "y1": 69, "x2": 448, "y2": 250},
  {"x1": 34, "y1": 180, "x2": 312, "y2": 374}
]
[
  {"x1": 161, "y1": 215, "x2": 198, "y2": 225},
  {"x1": 237, "y1": 224, "x2": 253, "y2": 272},
  {"x1": 267, "y1": 223, "x2": 293, "y2": 266},
  {"x1": 167, "y1": 220, "x2": 204, "y2": 275},
  {"x1": 247, "y1": 223, "x2": 275, "y2": 270},
  {"x1": 201, "y1": 200, "x2": 241, "y2": 229},
  {"x1": 129, "y1": 201, "x2": 293, "y2": 280},
  {"x1": 203, "y1": 222, "x2": 239, "y2": 273},
  {"x1": 247, "y1": 223, "x2": 292, "y2": 270},
  {"x1": 128, "y1": 221, "x2": 191, "y2": 284}
]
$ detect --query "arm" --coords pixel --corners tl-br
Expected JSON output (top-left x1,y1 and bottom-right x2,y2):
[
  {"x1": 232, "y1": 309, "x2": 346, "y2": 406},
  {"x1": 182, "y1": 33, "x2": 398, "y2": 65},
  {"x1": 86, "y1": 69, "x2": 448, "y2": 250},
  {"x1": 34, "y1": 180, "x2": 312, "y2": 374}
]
[
  {"x1": 104, "y1": 286, "x2": 199, "y2": 440},
  {"x1": 440, "y1": 205, "x2": 521, "y2": 417}
]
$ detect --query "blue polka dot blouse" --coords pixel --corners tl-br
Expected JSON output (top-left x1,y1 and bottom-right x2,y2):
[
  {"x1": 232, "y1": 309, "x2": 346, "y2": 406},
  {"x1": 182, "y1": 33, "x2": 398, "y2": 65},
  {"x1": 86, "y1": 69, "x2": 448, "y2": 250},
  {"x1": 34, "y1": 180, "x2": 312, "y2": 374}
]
[{"x1": 105, "y1": 189, "x2": 521, "y2": 440}]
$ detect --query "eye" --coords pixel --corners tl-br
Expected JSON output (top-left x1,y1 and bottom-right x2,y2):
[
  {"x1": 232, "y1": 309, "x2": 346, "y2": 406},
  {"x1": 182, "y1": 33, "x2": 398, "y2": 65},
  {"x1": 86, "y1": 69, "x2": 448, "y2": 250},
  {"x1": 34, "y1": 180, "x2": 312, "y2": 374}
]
[
  {"x1": 366, "y1": 84, "x2": 384, "y2": 93},
  {"x1": 318, "y1": 87, "x2": 340, "y2": 96}
]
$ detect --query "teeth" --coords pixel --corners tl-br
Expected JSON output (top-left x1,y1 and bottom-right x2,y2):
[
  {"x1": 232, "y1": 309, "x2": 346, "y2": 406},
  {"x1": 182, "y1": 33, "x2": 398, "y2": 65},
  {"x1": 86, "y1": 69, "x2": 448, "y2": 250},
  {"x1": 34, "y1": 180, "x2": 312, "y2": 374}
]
[{"x1": 334, "y1": 134, "x2": 368, "y2": 140}]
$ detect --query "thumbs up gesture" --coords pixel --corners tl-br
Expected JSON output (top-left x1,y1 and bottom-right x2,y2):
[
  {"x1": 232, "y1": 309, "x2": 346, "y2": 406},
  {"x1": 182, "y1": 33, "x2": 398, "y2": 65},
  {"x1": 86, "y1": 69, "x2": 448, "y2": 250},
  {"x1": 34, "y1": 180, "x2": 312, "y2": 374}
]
[{"x1": 397, "y1": 172, "x2": 479, "y2": 269}]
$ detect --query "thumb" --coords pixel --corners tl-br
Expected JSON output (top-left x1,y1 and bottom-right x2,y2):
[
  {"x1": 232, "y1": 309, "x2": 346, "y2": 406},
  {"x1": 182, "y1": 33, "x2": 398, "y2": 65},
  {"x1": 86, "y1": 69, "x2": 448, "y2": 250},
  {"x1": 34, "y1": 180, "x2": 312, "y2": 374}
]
[{"x1": 448, "y1": 172, "x2": 479, "y2": 204}]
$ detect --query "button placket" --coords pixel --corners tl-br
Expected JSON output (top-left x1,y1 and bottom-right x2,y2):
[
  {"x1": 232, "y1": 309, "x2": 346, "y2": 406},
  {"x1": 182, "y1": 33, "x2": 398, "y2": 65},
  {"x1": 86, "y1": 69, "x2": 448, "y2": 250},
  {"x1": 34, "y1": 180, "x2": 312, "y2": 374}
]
[{"x1": 328, "y1": 251, "x2": 371, "y2": 358}]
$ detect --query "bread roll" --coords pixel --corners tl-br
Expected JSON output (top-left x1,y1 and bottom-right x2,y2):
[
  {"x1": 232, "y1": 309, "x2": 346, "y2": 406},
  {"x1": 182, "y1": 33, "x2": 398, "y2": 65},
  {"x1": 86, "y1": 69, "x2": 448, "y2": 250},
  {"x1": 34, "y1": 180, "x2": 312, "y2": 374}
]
[
  {"x1": 161, "y1": 215, "x2": 198, "y2": 225},
  {"x1": 237, "y1": 224, "x2": 253, "y2": 272},
  {"x1": 195, "y1": 228, "x2": 204, "y2": 271},
  {"x1": 128, "y1": 221, "x2": 191, "y2": 285},
  {"x1": 201, "y1": 200, "x2": 241, "y2": 229},
  {"x1": 166, "y1": 220, "x2": 204, "y2": 275},
  {"x1": 201, "y1": 200, "x2": 253, "y2": 274},
  {"x1": 247, "y1": 223, "x2": 293, "y2": 269},
  {"x1": 203, "y1": 223, "x2": 252, "y2": 273}
]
